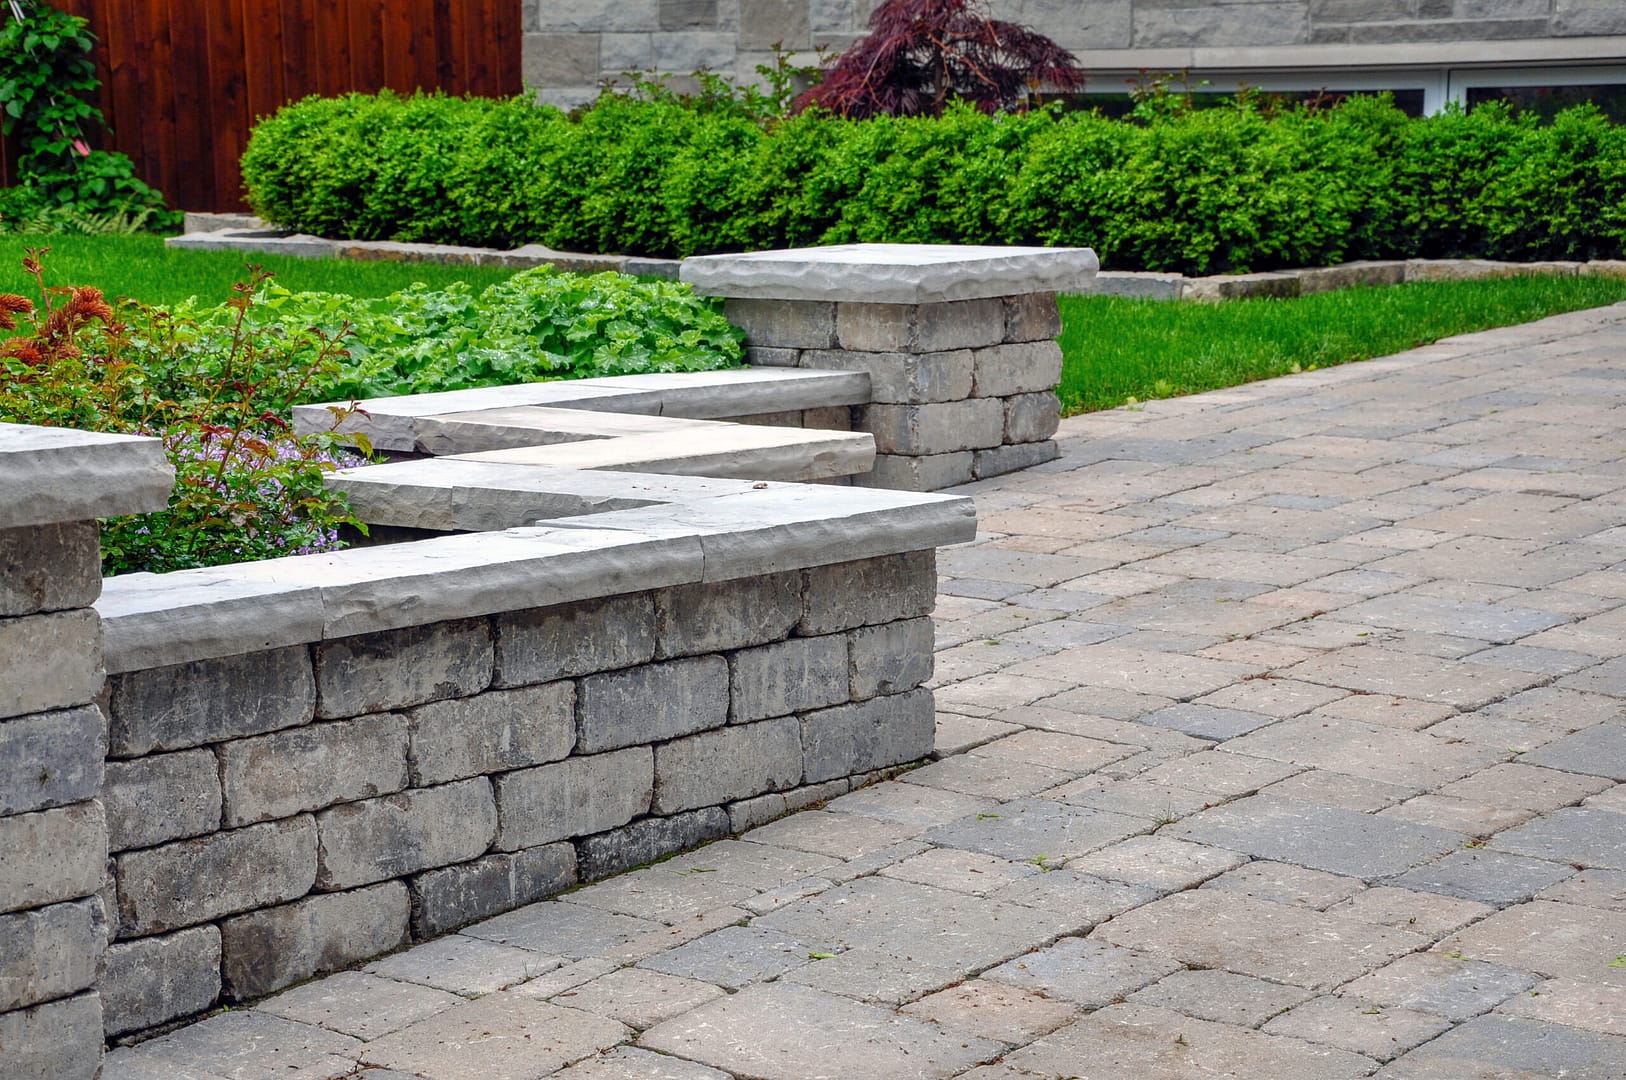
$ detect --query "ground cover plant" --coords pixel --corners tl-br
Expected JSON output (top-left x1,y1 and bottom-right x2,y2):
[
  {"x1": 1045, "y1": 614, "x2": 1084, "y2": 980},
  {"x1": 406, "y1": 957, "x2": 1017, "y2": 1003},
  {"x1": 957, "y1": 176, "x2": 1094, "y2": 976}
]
[
  {"x1": 1056, "y1": 274, "x2": 1626, "y2": 414},
  {"x1": 240, "y1": 89, "x2": 1626, "y2": 274}
]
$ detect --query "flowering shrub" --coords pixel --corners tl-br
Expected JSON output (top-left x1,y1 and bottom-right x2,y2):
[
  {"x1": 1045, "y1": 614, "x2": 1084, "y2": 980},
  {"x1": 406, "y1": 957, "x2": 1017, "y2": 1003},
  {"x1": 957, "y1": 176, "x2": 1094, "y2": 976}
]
[{"x1": 0, "y1": 251, "x2": 366, "y2": 574}]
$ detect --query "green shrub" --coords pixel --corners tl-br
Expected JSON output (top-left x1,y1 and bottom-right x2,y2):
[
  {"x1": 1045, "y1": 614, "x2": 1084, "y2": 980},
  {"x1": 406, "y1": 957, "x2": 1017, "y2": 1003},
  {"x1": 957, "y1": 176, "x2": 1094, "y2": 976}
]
[{"x1": 242, "y1": 89, "x2": 1626, "y2": 275}]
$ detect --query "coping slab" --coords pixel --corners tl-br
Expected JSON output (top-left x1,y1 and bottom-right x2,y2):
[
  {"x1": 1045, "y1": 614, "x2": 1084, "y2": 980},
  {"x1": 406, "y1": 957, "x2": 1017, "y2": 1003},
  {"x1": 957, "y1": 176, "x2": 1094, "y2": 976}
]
[{"x1": 0, "y1": 422, "x2": 173, "y2": 528}]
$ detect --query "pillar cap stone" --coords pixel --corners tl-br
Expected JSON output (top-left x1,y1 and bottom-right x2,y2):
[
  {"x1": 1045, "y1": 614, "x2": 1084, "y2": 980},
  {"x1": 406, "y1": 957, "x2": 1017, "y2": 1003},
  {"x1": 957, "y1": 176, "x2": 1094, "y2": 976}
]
[
  {"x1": 0, "y1": 423, "x2": 173, "y2": 529},
  {"x1": 681, "y1": 244, "x2": 1099, "y2": 304}
]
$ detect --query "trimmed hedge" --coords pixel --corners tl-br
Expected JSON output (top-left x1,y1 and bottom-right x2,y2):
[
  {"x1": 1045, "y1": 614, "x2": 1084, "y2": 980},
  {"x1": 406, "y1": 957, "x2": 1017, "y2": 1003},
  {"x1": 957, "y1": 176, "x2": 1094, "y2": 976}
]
[{"x1": 241, "y1": 91, "x2": 1626, "y2": 275}]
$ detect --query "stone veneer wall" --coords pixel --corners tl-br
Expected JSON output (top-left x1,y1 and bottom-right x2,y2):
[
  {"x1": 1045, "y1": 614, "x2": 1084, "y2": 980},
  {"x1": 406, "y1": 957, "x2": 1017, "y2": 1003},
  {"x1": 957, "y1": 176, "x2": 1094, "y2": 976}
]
[
  {"x1": 97, "y1": 551, "x2": 938, "y2": 1039},
  {"x1": 522, "y1": 0, "x2": 1626, "y2": 107},
  {"x1": 0, "y1": 425, "x2": 172, "y2": 1080},
  {"x1": 724, "y1": 292, "x2": 1064, "y2": 491}
]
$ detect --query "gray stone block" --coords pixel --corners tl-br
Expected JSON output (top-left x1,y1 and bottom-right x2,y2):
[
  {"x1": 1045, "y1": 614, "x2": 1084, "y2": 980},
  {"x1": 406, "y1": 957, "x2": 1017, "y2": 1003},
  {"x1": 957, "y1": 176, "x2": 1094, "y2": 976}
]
[
  {"x1": 1003, "y1": 292, "x2": 1062, "y2": 342},
  {"x1": 0, "y1": 803, "x2": 105, "y2": 916},
  {"x1": 730, "y1": 635, "x2": 850, "y2": 723},
  {"x1": 725, "y1": 298, "x2": 837, "y2": 349},
  {"x1": 408, "y1": 682, "x2": 575, "y2": 786},
  {"x1": 653, "y1": 717, "x2": 804, "y2": 814},
  {"x1": 727, "y1": 777, "x2": 851, "y2": 832},
  {"x1": 972, "y1": 440, "x2": 1060, "y2": 480},
  {"x1": 662, "y1": 0, "x2": 717, "y2": 29},
  {"x1": 655, "y1": 572, "x2": 802, "y2": 658},
  {"x1": 0, "y1": 521, "x2": 99, "y2": 616},
  {"x1": 857, "y1": 451, "x2": 976, "y2": 492},
  {"x1": 1184, "y1": 271, "x2": 1303, "y2": 301},
  {"x1": 745, "y1": 345, "x2": 800, "y2": 367},
  {"x1": 1132, "y1": 3, "x2": 1310, "y2": 47},
  {"x1": 652, "y1": 31, "x2": 734, "y2": 70},
  {"x1": 0, "y1": 609, "x2": 100, "y2": 720},
  {"x1": 103, "y1": 749, "x2": 221, "y2": 853},
  {"x1": 800, "y1": 551, "x2": 937, "y2": 635},
  {"x1": 835, "y1": 299, "x2": 1004, "y2": 353},
  {"x1": 803, "y1": 405, "x2": 854, "y2": 431},
  {"x1": 220, "y1": 881, "x2": 409, "y2": 1000},
  {"x1": 849, "y1": 617, "x2": 935, "y2": 700},
  {"x1": 1005, "y1": 391, "x2": 1062, "y2": 444},
  {"x1": 971, "y1": 341, "x2": 1063, "y2": 398},
  {"x1": 0, "y1": 992, "x2": 103, "y2": 1080},
  {"x1": 315, "y1": 779, "x2": 497, "y2": 891},
  {"x1": 108, "y1": 645, "x2": 315, "y2": 756},
  {"x1": 577, "y1": 656, "x2": 730, "y2": 753},
  {"x1": 0, "y1": 899, "x2": 101, "y2": 1012},
  {"x1": 740, "y1": 0, "x2": 810, "y2": 47},
  {"x1": 116, "y1": 815, "x2": 317, "y2": 935},
  {"x1": 0, "y1": 706, "x2": 104, "y2": 816},
  {"x1": 576, "y1": 806, "x2": 731, "y2": 882},
  {"x1": 0, "y1": 423, "x2": 171, "y2": 530},
  {"x1": 801, "y1": 688, "x2": 936, "y2": 783},
  {"x1": 494, "y1": 747, "x2": 653, "y2": 850},
  {"x1": 1294, "y1": 259, "x2": 1407, "y2": 294},
  {"x1": 523, "y1": 33, "x2": 600, "y2": 85},
  {"x1": 316, "y1": 618, "x2": 492, "y2": 719},
  {"x1": 859, "y1": 398, "x2": 1006, "y2": 455},
  {"x1": 799, "y1": 348, "x2": 974, "y2": 404},
  {"x1": 410, "y1": 844, "x2": 577, "y2": 938},
  {"x1": 101, "y1": 925, "x2": 220, "y2": 1037},
  {"x1": 220, "y1": 713, "x2": 408, "y2": 827},
  {"x1": 494, "y1": 594, "x2": 656, "y2": 688},
  {"x1": 1554, "y1": 0, "x2": 1626, "y2": 34}
]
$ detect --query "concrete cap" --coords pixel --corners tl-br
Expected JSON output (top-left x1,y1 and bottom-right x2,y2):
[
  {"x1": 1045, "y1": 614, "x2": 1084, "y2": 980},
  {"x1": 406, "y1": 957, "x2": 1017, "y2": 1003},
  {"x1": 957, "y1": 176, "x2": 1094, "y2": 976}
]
[
  {"x1": 682, "y1": 244, "x2": 1099, "y2": 303},
  {"x1": 0, "y1": 423, "x2": 173, "y2": 528}
]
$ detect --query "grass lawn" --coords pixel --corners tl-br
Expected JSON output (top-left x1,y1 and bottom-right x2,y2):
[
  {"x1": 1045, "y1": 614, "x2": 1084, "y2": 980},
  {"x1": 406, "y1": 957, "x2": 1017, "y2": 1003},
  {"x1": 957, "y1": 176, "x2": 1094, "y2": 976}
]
[
  {"x1": 0, "y1": 234, "x2": 521, "y2": 305},
  {"x1": 1057, "y1": 275, "x2": 1626, "y2": 415}
]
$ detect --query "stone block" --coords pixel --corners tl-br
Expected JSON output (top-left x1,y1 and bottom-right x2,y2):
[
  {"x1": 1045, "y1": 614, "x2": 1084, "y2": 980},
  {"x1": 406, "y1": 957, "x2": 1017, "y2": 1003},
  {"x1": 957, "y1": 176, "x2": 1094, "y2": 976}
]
[
  {"x1": 410, "y1": 844, "x2": 577, "y2": 938},
  {"x1": 532, "y1": 0, "x2": 659, "y2": 31},
  {"x1": 662, "y1": 0, "x2": 717, "y2": 29},
  {"x1": 408, "y1": 683, "x2": 575, "y2": 786},
  {"x1": 103, "y1": 749, "x2": 221, "y2": 853},
  {"x1": 0, "y1": 899, "x2": 101, "y2": 1012},
  {"x1": 745, "y1": 345, "x2": 800, "y2": 367},
  {"x1": 220, "y1": 713, "x2": 408, "y2": 827},
  {"x1": 724, "y1": 298, "x2": 837, "y2": 349},
  {"x1": 730, "y1": 635, "x2": 850, "y2": 723},
  {"x1": 0, "y1": 992, "x2": 103, "y2": 1080},
  {"x1": 652, "y1": 31, "x2": 734, "y2": 70},
  {"x1": 803, "y1": 405, "x2": 854, "y2": 431},
  {"x1": 315, "y1": 779, "x2": 496, "y2": 891},
  {"x1": 857, "y1": 451, "x2": 976, "y2": 492},
  {"x1": 798, "y1": 348, "x2": 974, "y2": 404},
  {"x1": 740, "y1": 0, "x2": 810, "y2": 47},
  {"x1": 973, "y1": 440, "x2": 1060, "y2": 479},
  {"x1": 858, "y1": 398, "x2": 1005, "y2": 455},
  {"x1": 0, "y1": 706, "x2": 104, "y2": 815},
  {"x1": 116, "y1": 815, "x2": 317, "y2": 935},
  {"x1": 576, "y1": 806, "x2": 731, "y2": 881},
  {"x1": 101, "y1": 924, "x2": 220, "y2": 1037},
  {"x1": 1183, "y1": 271, "x2": 1302, "y2": 301},
  {"x1": 1005, "y1": 391, "x2": 1062, "y2": 444},
  {"x1": 1132, "y1": 3, "x2": 1310, "y2": 48},
  {"x1": 1554, "y1": 0, "x2": 1626, "y2": 34},
  {"x1": 108, "y1": 645, "x2": 315, "y2": 756},
  {"x1": 577, "y1": 656, "x2": 730, "y2": 753},
  {"x1": 655, "y1": 572, "x2": 801, "y2": 658},
  {"x1": 800, "y1": 551, "x2": 937, "y2": 635},
  {"x1": 653, "y1": 716, "x2": 804, "y2": 813},
  {"x1": 0, "y1": 521, "x2": 99, "y2": 616},
  {"x1": 801, "y1": 688, "x2": 936, "y2": 783},
  {"x1": 849, "y1": 617, "x2": 935, "y2": 699},
  {"x1": 493, "y1": 594, "x2": 655, "y2": 688},
  {"x1": 1294, "y1": 259, "x2": 1407, "y2": 294},
  {"x1": 522, "y1": 33, "x2": 599, "y2": 86},
  {"x1": 494, "y1": 748, "x2": 653, "y2": 850},
  {"x1": 0, "y1": 609, "x2": 100, "y2": 720},
  {"x1": 220, "y1": 881, "x2": 409, "y2": 1000},
  {"x1": 315, "y1": 618, "x2": 491, "y2": 719},
  {"x1": 0, "y1": 803, "x2": 105, "y2": 915},
  {"x1": 1003, "y1": 292, "x2": 1062, "y2": 342},
  {"x1": 971, "y1": 341, "x2": 1063, "y2": 398},
  {"x1": 835, "y1": 298, "x2": 1004, "y2": 353}
]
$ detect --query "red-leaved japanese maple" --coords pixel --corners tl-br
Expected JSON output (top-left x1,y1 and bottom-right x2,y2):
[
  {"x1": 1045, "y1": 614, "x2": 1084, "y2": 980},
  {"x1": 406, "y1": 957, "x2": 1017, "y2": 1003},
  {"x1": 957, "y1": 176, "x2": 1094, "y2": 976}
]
[{"x1": 796, "y1": 0, "x2": 1086, "y2": 119}]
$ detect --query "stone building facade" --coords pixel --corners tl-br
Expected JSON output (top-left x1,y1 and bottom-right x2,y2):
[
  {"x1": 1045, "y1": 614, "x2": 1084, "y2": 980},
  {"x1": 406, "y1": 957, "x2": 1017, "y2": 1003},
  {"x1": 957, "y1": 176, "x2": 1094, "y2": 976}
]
[{"x1": 523, "y1": 0, "x2": 1626, "y2": 115}]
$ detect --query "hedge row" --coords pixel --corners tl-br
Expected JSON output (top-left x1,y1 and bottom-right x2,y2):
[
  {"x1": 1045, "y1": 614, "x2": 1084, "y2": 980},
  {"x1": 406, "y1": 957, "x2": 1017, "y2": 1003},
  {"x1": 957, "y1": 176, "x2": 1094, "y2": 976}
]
[{"x1": 241, "y1": 92, "x2": 1626, "y2": 276}]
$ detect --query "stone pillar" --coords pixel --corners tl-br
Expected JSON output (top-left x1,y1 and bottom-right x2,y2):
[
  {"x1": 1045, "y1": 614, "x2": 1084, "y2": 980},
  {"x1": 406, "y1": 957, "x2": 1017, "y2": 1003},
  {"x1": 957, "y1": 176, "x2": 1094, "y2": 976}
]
[
  {"x1": 0, "y1": 423, "x2": 171, "y2": 1078},
  {"x1": 681, "y1": 243, "x2": 1097, "y2": 491}
]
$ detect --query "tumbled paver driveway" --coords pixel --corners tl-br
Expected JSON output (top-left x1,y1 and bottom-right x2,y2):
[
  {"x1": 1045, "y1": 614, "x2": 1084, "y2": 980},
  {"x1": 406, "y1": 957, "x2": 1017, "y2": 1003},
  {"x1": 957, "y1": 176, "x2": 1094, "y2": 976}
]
[{"x1": 108, "y1": 303, "x2": 1626, "y2": 1079}]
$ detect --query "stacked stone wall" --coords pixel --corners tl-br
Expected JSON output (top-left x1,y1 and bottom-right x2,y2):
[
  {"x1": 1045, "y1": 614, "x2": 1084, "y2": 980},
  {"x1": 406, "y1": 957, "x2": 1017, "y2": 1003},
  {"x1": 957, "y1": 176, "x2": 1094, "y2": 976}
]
[{"x1": 96, "y1": 550, "x2": 939, "y2": 1038}]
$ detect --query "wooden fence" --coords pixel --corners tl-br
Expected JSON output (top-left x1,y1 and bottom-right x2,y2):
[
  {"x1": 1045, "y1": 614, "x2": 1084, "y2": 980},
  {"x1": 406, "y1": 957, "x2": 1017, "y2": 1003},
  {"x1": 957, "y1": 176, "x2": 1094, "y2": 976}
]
[{"x1": 8, "y1": 1, "x2": 522, "y2": 212}]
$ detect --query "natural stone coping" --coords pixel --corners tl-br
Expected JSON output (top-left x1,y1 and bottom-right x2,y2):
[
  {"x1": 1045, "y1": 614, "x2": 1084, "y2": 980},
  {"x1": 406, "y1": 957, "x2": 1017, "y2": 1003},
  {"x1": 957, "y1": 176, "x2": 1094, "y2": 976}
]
[
  {"x1": 293, "y1": 368, "x2": 872, "y2": 453},
  {"x1": 0, "y1": 422, "x2": 173, "y2": 529},
  {"x1": 681, "y1": 244, "x2": 1102, "y2": 304},
  {"x1": 1089, "y1": 258, "x2": 1626, "y2": 302},
  {"x1": 96, "y1": 481, "x2": 976, "y2": 672}
]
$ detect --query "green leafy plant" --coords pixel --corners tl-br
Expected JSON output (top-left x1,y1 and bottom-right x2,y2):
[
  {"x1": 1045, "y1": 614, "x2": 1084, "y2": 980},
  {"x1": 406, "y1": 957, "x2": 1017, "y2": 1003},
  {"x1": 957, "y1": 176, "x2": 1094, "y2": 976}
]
[
  {"x1": 0, "y1": 2, "x2": 175, "y2": 229},
  {"x1": 0, "y1": 251, "x2": 365, "y2": 573}
]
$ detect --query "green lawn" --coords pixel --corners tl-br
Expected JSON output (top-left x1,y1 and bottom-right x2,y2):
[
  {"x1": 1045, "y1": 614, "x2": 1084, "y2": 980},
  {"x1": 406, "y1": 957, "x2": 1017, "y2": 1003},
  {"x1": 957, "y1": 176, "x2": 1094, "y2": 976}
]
[
  {"x1": 1057, "y1": 275, "x2": 1626, "y2": 415},
  {"x1": 0, "y1": 235, "x2": 521, "y2": 305}
]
